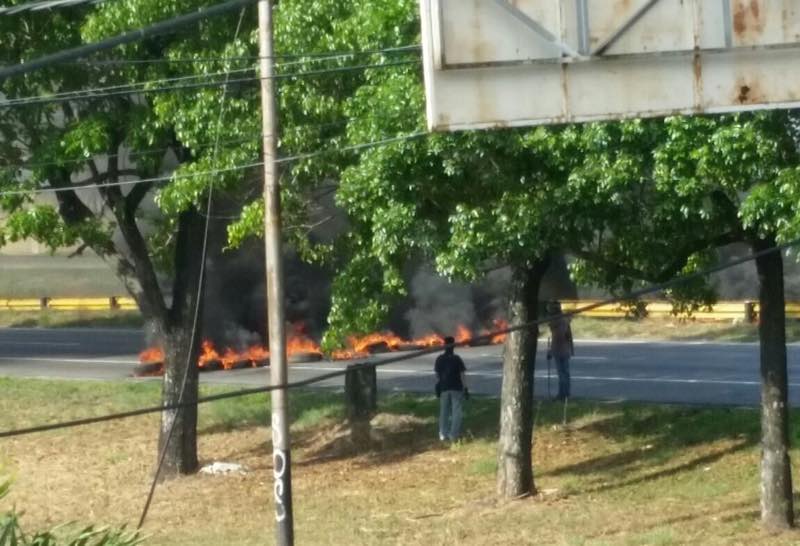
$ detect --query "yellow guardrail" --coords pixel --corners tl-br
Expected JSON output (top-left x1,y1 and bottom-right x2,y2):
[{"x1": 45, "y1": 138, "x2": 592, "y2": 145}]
[
  {"x1": 0, "y1": 297, "x2": 797, "y2": 320},
  {"x1": 561, "y1": 300, "x2": 800, "y2": 321},
  {"x1": 0, "y1": 297, "x2": 138, "y2": 312}
]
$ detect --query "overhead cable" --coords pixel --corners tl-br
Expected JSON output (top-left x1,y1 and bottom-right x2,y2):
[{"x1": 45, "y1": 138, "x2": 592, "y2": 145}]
[
  {"x1": 0, "y1": 0, "x2": 107, "y2": 15},
  {"x1": 0, "y1": 59, "x2": 421, "y2": 108},
  {"x1": 0, "y1": 130, "x2": 428, "y2": 196},
  {"x1": 0, "y1": 0, "x2": 260, "y2": 81},
  {"x1": 77, "y1": 44, "x2": 421, "y2": 66},
  {"x1": 0, "y1": 161, "x2": 264, "y2": 196},
  {"x1": 1, "y1": 237, "x2": 798, "y2": 441},
  {"x1": 136, "y1": 8, "x2": 247, "y2": 529}
]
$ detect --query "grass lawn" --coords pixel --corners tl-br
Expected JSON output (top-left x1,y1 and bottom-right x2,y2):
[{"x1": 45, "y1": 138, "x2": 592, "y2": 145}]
[
  {"x1": 572, "y1": 316, "x2": 800, "y2": 343},
  {"x1": 2, "y1": 378, "x2": 800, "y2": 545}
]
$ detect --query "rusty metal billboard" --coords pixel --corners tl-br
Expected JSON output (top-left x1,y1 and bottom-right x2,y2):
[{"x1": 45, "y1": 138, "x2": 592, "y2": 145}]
[{"x1": 420, "y1": 0, "x2": 800, "y2": 131}]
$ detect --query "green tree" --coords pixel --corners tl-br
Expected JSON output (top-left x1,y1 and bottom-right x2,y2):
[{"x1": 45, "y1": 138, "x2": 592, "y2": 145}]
[
  {"x1": 0, "y1": 0, "x2": 257, "y2": 478},
  {"x1": 1, "y1": 0, "x2": 420, "y2": 479},
  {"x1": 570, "y1": 113, "x2": 800, "y2": 530}
]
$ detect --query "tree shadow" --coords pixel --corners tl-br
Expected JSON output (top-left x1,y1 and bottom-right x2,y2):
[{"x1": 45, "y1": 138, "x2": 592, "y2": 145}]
[{"x1": 537, "y1": 403, "x2": 762, "y2": 491}]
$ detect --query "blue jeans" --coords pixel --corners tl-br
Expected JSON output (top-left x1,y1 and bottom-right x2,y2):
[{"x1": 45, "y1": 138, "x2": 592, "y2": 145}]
[
  {"x1": 555, "y1": 356, "x2": 571, "y2": 399},
  {"x1": 439, "y1": 390, "x2": 464, "y2": 441}
]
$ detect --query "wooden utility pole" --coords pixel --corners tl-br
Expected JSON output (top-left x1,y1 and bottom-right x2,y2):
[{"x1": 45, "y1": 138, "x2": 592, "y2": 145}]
[{"x1": 258, "y1": 0, "x2": 294, "y2": 544}]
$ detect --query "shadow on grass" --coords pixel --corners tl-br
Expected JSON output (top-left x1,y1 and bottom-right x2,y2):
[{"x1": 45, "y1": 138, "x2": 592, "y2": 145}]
[
  {"x1": 197, "y1": 386, "x2": 795, "y2": 495},
  {"x1": 537, "y1": 403, "x2": 765, "y2": 494},
  {"x1": 581, "y1": 497, "x2": 759, "y2": 541}
]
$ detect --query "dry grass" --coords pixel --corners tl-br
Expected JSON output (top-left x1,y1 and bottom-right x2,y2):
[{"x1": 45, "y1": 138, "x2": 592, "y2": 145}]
[
  {"x1": 2, "y1": 379, "x2": 800, "y2": 545},
  {"x1": 573, "y1": 317, "x2": 800, "y2": 343}
]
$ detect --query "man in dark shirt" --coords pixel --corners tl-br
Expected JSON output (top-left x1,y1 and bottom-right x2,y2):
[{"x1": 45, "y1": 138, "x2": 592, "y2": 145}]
[
  {"x1": 435, "y1": 336, "x2": 469, "y2": 441},
  {"x1": 547, "y1": 301, "x2": 574, "y2": 401}
]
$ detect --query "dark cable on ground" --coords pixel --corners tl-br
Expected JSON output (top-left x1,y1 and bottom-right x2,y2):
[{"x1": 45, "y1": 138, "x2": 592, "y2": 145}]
[
  {"x1": 136, "y1": 8, "x2": 247, "y2": 528},
  {"x1": 1, "y1": 237, "x2": 797, "y2": 442}
]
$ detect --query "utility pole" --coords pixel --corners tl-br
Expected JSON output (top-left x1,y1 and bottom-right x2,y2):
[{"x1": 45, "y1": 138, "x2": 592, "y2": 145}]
[{"x1": 258, "y1": 0, "x2": 294, "y2": 544}]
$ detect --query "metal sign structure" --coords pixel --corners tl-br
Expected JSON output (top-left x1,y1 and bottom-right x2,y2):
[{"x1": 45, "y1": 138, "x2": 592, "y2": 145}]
[{"x1": 420, "y1": 0, "x2": 800, "y2": 131}]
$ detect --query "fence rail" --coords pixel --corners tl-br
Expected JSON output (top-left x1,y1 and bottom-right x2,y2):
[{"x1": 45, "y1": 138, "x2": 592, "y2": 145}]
[
  {"x1": 0, "y1": 297, "x2": 799, "y2": 321},
  {"x1": 559, "y1": 300, "x2": 799, "y2": 322},
  {"x1": 0, "y1": 296, "x2": 138, "y2": 311}
]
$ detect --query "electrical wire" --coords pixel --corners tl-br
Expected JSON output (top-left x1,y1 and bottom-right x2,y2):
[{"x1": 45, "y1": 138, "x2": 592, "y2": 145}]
[
  {"x1": 1, "y1": 237, "x2": 798, "y2": 441},
  {"x1": 0, "y1": 0, "x2": 109, "y2": 15},
  {"x1": 6, "y1": 45, "x2": 419, "y2": 105},
  {"x1": 1, "y1": 117, "x2": 356, "y2": 173},
  {"x1": 0, "y1": 59, "x2": 421, "y2": 108},
  {"x1": 75, "y1": 44, "x2": 421, "y2": 66},
  {"x1": 0, "y1": 161, "x2": 263, "y2": 196},
  {"x1": 136, "y1": 7, "x2": 247, "y2": 530},
  {"x1": 0, "y1": 131, "x2": 427, "y2": 196}
]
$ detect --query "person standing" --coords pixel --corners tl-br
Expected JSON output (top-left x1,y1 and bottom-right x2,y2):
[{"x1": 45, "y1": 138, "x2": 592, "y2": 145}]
[
  {"x1": 435, "y1": 336, "x2": 469, "y2": 442},
  {"x1": 547, "y1": 301, "x2": 574, "y2": 401}
]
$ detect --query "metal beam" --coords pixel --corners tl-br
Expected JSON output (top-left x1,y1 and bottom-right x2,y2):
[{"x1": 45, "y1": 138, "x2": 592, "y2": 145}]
[
  {"x1": 722, "y1": 0, "x2": 733, "y2": 48},
  {"x1": 492, "y1": 0, "x2": 580, "y2": 58},
  {"x1": 576, "y1": 0, "x2": 590, "y2": 55},
  {"x1": 591, "y1": 0, "x2": 660, "y2": 56}
]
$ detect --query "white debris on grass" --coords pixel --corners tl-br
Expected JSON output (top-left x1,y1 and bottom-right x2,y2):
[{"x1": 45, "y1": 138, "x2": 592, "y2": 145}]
[{"x1": 199, "y1": 462, "x2": 248, "y2": 475}]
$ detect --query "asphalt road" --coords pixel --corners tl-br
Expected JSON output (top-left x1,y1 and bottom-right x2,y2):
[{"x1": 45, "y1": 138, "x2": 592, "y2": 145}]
[{"x1": 1, "y1": 327, "x2": 799, "y2": 407}]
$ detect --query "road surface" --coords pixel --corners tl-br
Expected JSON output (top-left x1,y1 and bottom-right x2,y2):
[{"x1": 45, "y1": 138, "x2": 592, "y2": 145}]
[{"x1": 0, "y1": 327, "x2": 799, "y2": 407}]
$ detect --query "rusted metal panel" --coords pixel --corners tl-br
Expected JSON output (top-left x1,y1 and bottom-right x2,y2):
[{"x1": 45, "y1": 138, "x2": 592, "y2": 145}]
[{"x1": 421, "y1": 0, "x2": 800, "y2": 131}]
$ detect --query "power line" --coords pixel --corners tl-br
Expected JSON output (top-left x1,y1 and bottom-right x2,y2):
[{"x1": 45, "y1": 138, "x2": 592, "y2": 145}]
[
  {"x1": 3, "y1": 45, "x2": 420, "y2": 107},
  {"x1": 1, "y1": 118, "x2": 356, "y2": 173},
  {"x1": 0, "y1": 131, "x2": 428, "y2": 196},
  {"x1": 0, "y1": 59, "x2": 421, "y2": 108},
  {"x1": 0, "y1": 0, "x2": 260, "y2": 81},
  {"x1": 1, "y1": 238, "x2": 798, "y2": 441},
  {"x1": 275, "y1": 131, "x2": 428, "y2": 164},
  {"x1": 0, "y1": 0, "x2": 108, "y2": 15},
  {"x1": 76, "y1": 44, "x2": 421, "y2": 66},
  {"x1": 137, "y1": 9, "x2": 247, "y2": 529},
  {"x1": 0, "y1": 161, "x2": 263, "y2": 196}
]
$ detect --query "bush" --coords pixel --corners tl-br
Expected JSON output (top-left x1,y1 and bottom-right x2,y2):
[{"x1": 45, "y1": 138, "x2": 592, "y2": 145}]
[{"x1": 0, "y1": 481, "x2": 143, "y2": 546}]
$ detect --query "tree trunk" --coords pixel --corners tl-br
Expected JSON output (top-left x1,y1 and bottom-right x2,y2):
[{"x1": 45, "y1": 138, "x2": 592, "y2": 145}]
[
  {"x1": 754, "y1": 237, "x2": 794, "y2": 529},
  {"x1": 496, "y1": 257, "x2": 550, "y2": 498},
  {"x1": 157, "y1": 209, "x2": 205, "y2": 479}
]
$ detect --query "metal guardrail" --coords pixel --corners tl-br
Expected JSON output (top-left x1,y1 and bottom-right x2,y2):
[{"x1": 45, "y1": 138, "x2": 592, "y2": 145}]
[
  {"x1": 562, "y1": 300, "x2": 800, "y2": 321},
  {"x1": 0, "y1": 297, "x2": 798, "y2": 321},
  {"x1": 0, "y1": 296, "x2": 138, "y2": 311}
]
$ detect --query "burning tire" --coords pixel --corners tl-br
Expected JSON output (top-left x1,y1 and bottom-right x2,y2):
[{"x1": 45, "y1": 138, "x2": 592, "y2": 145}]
[
  {"x1": 134, "y1": 362, "x2": 163, "y2": 377},
  {"x1": 394, "y1": 343, "x2": 424, "y2": 352},
  {"x1": 253, "y1": 358, "x2": 270, "y2": 368},
  {"x1": 288, "y1": 352, "x2": 323, "y2": 364},
  {"x1": 199, "y1": 360, "x2": 224, "y2": 372},
  {"x1": 363, "y1": 341, "x2": 391, "y2": 354},
  {"x1": 230, "y1": 360, "x2": 254, "y2": 370}
]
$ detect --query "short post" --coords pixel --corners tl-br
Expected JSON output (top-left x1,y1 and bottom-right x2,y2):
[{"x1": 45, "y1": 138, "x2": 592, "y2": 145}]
[
  {"x1": 744, "y1": 301, "x2": 757, "y2": 324},
  {"x1": 345, "y1": 364, "x2": 377, "y2": 445},
  {"x1": 109, "y1": 296, "x2": 120, "y2": 310},
  {"x1": 39, "y1": 297, "x2": 49, "y2": 310}
]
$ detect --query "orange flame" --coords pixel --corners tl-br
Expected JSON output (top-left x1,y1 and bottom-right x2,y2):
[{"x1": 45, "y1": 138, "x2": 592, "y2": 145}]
[
  {"x1": 455, "y1": 324, "x2": 471, "y2": 344},
  {"x1": 413, "y1": 333, "x2": 445, "y2": 348},
  {"x1": 137, "y1": 319, "x2": 510, "y2": 370},
  {"x1": 198, "y1": 340, "x2": 220, "y2": 369},
  {"x1": 287, "y1": 335, "x2": 323, "y2": 356},
  {"x1": 347, "y1": 332, "x2": 404, "y2": 353},
  {"x1": 491, "y1": 319, "x2": 509, "y2": 344},
  {"x1": 139, "y1": 347, "x2": 164, "y2": 363}
]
